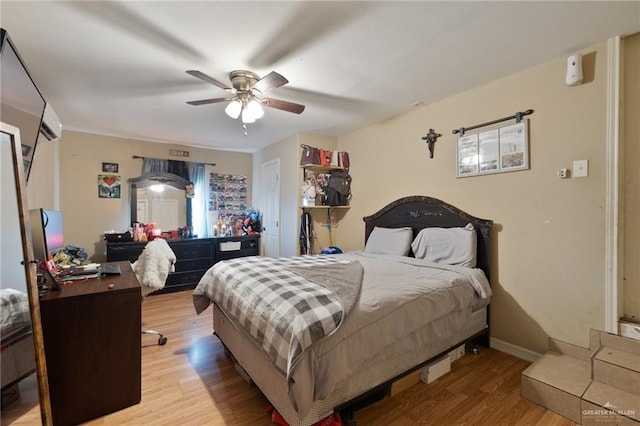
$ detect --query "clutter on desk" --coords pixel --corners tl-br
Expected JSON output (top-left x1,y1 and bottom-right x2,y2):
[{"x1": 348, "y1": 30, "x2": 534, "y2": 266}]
[{"x1": 51, "y1": 245, "x2": 88, "y2": 267}]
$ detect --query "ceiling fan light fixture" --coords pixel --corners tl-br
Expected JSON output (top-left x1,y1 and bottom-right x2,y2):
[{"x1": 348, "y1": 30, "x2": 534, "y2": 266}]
[
  {"x1": 225, "y1": 99, "x2": 242, "y2": 119},
  {"x1": 247, "y1": 99, "x2": 264, "y2": 120},
  {"x1": 241, "y1": 107, "x2": 256, "y2": 124},
  {"x1": 187, "y1": 69, "x2": 305, "y2": 128}
]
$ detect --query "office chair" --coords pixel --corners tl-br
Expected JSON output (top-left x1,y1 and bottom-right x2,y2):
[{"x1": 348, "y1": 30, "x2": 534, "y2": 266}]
[{"x1": 131, "y1": 238, "x2": 176, "y2": 345}]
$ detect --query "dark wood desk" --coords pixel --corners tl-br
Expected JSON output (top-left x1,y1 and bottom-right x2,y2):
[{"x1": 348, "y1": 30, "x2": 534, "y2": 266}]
[{"x1": 40, "y1": 261, "x2": 141, "y2": 426}]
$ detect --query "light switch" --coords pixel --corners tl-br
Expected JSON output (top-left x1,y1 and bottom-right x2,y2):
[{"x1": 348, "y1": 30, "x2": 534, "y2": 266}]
[{"x1": 573, "y1": 159, "x2": 588, "y2": 177}]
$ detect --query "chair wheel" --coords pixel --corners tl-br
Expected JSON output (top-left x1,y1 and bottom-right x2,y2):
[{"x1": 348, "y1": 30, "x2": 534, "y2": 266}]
[{"x1": 158, "y1": 336, "x2": 168, "y2": 345}]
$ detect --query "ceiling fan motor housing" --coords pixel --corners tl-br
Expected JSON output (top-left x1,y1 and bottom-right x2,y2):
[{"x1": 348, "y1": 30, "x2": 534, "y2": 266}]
[{"x1": 230, "y1": 70, "x2": 260, "y2": 93}]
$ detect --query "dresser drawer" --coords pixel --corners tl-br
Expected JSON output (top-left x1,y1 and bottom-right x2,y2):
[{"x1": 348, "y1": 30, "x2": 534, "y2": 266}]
[
  {"x1": 215, "y1": 236, "x2": 259, "y2": 261},
  {"x1": 174, "y1": 257, "x2": 213, "y2": 273},
  {"x1": 170, "y1": 241, "x2": 213, "y2": 259},
  {"x1": 106, "y1": 244, "x2": 145, "y2": 262}
]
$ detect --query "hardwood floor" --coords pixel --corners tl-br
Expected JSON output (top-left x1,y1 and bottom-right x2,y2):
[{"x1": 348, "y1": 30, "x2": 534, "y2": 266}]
[{"x1": 2, "y1": 290, "x2": 576, "y2": 425}]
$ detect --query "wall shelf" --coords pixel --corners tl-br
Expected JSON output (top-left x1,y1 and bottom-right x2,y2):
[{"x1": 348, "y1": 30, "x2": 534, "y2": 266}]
[{"x1": 301, "y1": 164, "x2": 345, "y2": 174}]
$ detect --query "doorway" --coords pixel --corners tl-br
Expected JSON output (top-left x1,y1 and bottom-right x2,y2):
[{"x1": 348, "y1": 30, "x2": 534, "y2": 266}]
[{"x1": 261, "y1": 159, "x2": 280, "y2": 258}]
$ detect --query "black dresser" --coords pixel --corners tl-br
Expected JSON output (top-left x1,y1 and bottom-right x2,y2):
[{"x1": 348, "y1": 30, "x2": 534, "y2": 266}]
[{"x1": 106, "y1": 236, "x2": 259, "y2": 294}]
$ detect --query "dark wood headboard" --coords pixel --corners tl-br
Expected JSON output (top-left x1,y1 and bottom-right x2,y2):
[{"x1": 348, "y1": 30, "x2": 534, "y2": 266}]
[{"x1": 363, "y1": 196, "x2": 493, "y2": 281}]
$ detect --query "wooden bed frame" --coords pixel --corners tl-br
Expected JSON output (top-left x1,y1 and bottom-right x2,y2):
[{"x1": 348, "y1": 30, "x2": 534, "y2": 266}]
[
  {"x1": 211, "y1": 195, "x2": 493, "y2": 425},
  {"x1": 363, "y1": 195, "x2": 493, "y2": 280}
]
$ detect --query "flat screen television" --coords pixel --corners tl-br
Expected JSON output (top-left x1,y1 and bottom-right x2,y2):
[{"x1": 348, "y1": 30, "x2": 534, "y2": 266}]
[
  {"x1": 29, "y1": 208, "x2": 64, "y2": 263},
  {"x1": 0, "y1": 28, "x2": 46, "y2": 181}
]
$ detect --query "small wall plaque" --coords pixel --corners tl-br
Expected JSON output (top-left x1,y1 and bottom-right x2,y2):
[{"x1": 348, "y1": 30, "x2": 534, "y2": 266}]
[
  {"x1": 102, "y1": 162, "x2": 118, "y2": 173},
  {"x1": 169, "y1": 149, "x2": 190, "y2": 157}
]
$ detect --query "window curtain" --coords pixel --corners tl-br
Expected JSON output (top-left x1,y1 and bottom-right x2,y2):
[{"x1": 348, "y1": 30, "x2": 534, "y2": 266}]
[
  {"x1": 168, "y1": 160, "x2": 190, "y2": 181},
  {"x1": 142, "y1": 158, "x2": 168, "y2": 174},
  {"x1": 142, "y1": 158, "x2": 190, "y2": 182},
  {"x1": 187, "y1": 162, "x2": 207, "y2": 238}
]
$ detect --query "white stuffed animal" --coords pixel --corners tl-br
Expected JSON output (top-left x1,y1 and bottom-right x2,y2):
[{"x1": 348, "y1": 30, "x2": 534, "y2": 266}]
[
  {"x1": 302, "y1": 179, "x2": 316, "y2": 199},
  {"x1": 131, "y1": 238, "x2": 177, "y2": 297}
]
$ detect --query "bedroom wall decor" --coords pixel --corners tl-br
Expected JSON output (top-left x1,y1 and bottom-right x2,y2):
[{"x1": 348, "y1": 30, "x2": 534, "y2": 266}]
[
  {"x1": 453, "y1": 109, "x2": 534, "y2": 178},
  {"x1": 208, "y1": 173, "x2": 248, "y2": 217},
  {"x1": 420, "y1": 128, "x2": 442, "y2": 158},
  {"x1": 102, "y1": 162, "x2": 118, "y2": 173},
  {"x1": 98, "y1": 174, "x2": 121, "y2": 198}
]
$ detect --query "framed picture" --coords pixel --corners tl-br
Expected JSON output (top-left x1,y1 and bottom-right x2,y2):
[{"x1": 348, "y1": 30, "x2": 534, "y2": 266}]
[
  {"x1": 98, "y1": 174, "x2": 121, "y2": 198},
  {"x1": 456, "y1": 133, "x2": 479, "y2": 176},
  {"x1": 457, "y1": 120, "x2": 529, "y2": 177},
  {"x1": 499, "y1": 122, "x2": 528, "y2": 171},
  {"x1": 102, "y1": 162, "x2": 119, "y2": 173}
]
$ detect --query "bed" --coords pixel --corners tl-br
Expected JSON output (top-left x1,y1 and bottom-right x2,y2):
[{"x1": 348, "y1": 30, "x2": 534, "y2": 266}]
[
  {"x1": 193, "y1": 196, "x2": 493, "y2": 425},
  {"x1": 1, "y1": 288, "x2": 36, "y2": 392}
]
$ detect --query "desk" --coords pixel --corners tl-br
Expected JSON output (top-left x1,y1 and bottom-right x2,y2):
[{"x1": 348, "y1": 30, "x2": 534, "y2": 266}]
[{"x1": 39, "y1": 261, "x2": 141, "y2": 426}]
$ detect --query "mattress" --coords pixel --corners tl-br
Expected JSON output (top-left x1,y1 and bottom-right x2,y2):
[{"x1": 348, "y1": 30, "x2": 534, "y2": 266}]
[
  {"x1": 213, "y1": 302, "x2": 487, "y2": 426},
  {"x1": 1, "y1": 325, "x2": 35, "y2": 390}
]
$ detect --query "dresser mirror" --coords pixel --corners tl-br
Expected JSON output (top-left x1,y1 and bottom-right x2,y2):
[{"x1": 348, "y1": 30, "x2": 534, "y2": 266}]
[
  {"x1": 129, "y1": 172, "x2": 192, "y2": 232},
  {"x1": 0, "y1": 122, "x2": 52, "y2": 424}
]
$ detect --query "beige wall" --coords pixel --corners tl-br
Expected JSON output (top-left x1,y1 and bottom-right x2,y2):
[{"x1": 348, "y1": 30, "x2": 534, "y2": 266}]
[
  {"x1": 41, "y1": 130, "x2": 253, "y2": 262},
  {"x1": 252, "y1": 133, "x2": 337, "y2": 257},
  {"x1": 623, "y1": 32, "x2": 640, "y2": 320},
  {"x1": 252, "y1": 134, "x2": 299, "y2": 257},
  {"x1": 336, "y1": 42, "x2": 610, "y2": 354}
]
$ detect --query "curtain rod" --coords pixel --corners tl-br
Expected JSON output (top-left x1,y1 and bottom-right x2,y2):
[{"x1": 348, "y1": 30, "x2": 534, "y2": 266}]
[
  {"x1": 132, "y1": 155, "x2": 216, "y2": 167},
  {"x1": 452, "y1": 109, "x2": 534, "y2": 136}
]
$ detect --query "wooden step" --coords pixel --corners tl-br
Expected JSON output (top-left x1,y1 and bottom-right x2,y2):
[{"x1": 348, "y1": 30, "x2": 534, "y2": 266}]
[
  {"x1": 522, "y1": 331, "x2": 640, "y2": 424},
  {"x1": 521, "y1": 351, "x2": 592, "y2": 423},
  {"x1": 598, "y1": 331, "x2": 640, "y2": 356},
  {"x1": 582, "y1": 380, "x2": 640, "y2": 424},
  {"x1": 593, "y1": 346, "x2": 640, "y2": 395}
]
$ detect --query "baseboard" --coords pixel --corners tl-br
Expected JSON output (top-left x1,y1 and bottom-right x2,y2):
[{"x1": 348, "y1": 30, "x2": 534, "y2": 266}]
[{"x1": 490, "y1": 337, "x2": 542, "y2": 363}]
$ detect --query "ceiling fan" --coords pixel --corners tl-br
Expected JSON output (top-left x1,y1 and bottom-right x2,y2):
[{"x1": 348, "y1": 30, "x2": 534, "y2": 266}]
[{"x1": 185, "y1": 69, "x2": 305, "y2": 124}]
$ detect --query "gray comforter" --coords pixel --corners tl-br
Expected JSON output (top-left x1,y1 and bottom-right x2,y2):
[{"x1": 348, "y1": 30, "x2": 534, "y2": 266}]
[{"x1": 193, "y1": 251, "x2": 491, "y2": 417}]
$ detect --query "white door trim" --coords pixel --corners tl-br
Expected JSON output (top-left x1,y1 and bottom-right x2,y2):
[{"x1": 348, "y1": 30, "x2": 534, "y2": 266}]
[
  {"x1": 605, "y1": 35, "x2": 621, "y2": 334},
  {"x1": 261, "y1": 158, "x2": 281, "y2": 258}
]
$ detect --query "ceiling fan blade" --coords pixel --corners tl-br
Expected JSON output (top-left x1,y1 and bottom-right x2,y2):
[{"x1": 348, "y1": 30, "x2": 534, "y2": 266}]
[
  {"x1": 185, "y1": 70, "x2": 232, "y2": 91},
  {"x1": 186, "y1": 97, "x2": 228, "y2": 106},
  {"x1": 253, "y1": 71, "x2": 288, "y2": 93},
  {"x1": 263, "y1": 97, "x2": 305, "y2": 114}
]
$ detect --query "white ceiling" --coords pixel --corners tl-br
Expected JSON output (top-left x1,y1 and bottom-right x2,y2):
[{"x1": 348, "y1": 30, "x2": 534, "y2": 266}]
[{"x1": 1, "y1": 1, "x2": 639, "y2": 153}]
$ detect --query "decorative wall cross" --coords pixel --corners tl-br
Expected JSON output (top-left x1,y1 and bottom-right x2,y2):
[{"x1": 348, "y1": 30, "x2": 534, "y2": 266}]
[{"x1": 421, "y1": 128, "x2": 442, "y2": 158}]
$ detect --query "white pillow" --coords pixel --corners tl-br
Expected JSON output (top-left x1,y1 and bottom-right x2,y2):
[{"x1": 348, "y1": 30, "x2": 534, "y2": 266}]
[
  {"x1": 411, "y1": 223, "x2": 477, "y2": 267},
  {"x1": 365, "y1": 226, "x2": 413, "y2": 256}
]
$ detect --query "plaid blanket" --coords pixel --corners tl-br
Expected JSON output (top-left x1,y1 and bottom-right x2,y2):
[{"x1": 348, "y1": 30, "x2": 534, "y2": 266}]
[{"x1": 193, "y1": 255, "x2": 363, "y2": 375}]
